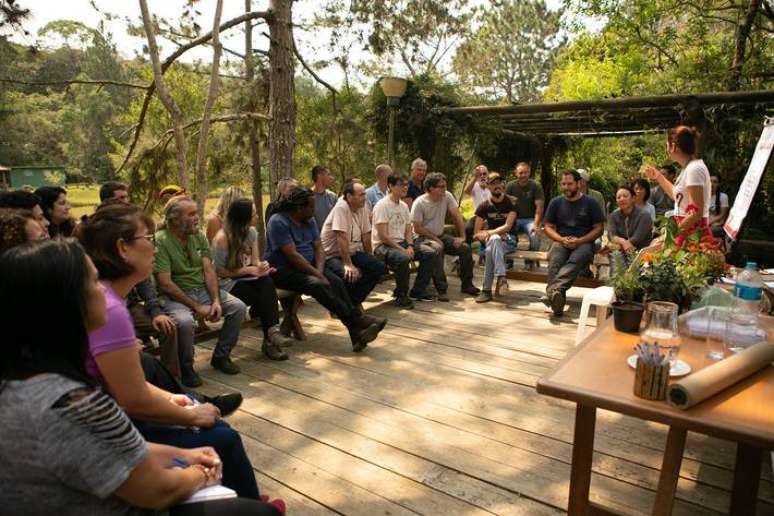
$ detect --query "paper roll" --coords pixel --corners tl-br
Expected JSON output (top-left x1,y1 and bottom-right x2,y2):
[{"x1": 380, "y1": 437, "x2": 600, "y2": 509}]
[{"x1": 668, "y1": 341, "x2": 774, "y2": 409}]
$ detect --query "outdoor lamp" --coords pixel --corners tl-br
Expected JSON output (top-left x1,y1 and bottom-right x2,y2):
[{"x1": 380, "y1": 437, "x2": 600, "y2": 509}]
[{"x1": 380, "y1": 76, "x2": 408, "y2": 167}]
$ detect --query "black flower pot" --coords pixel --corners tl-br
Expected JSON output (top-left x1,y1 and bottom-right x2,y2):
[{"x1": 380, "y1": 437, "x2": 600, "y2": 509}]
[{"x1": 612, "y1": 301, "x2": 645, "y2": 333}]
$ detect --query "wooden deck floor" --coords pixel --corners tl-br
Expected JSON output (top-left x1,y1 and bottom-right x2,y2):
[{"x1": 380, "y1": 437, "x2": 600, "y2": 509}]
[{"x1": 193, "y1": 275, "x2": 773, "y2": 515}]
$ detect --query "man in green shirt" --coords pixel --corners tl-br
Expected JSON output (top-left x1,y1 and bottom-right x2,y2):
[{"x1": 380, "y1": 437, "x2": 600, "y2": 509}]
[{"x1": 155, "y1": 196, "x2": 247, "y2": 387}]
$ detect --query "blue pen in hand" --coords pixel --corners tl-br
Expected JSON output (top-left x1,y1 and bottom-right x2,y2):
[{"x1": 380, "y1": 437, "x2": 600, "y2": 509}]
[{"x1": 172, "y1": 458, "x2": 190, "y2": 469}]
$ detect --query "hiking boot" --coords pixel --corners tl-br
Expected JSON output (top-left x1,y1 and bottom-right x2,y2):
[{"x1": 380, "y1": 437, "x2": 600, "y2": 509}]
[
  {"x1": 436, "y1": 290, "x2": 450, "y2": 302},
  {"x1": 550, "y1": 290, "x2": 566, "y2": 316},
  {"x1": 349, "y1": 319, "x2": 386, "y2": 352},
  {"x1": 358, "y1": 314, "x2": 388, "y2": 332},
  {"x1": 210, "y1": 356, "x2": 240, "y2": 375},
  {"x1": 262, "y1": 340, "x2": 289, "y2": 361},
  {"x1": 267, "y1": 324, "x2": 294, "y2": 347},
  {"x1": 181, "y1": 370, "x2": 203, "y2": 388},
  {"x1": 395, "y1": 295, "x2": 415, "y2": 309},
  {"x1": 460, "y1": 284, "x2": 481, "y2": 296},
  {"x1": 204, "y1": 393, "x2": 243, "y2": 417},
  {"x1": 475, "y1": 290, "x2": 493, "y2": 303},
  {"x1": 410, "y1": 290, "x2": 434, "y2": 301}
]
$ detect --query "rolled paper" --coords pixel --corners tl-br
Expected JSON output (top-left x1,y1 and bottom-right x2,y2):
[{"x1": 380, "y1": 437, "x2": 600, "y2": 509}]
[{"x1": 668, "y1": 341, "x2": 774, "y2": 409}]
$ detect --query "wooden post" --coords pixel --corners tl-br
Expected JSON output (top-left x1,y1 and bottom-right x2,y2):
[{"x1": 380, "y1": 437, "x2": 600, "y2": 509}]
[{"x1": 568, "y1": 404, "x2": 596, "y2": 515}]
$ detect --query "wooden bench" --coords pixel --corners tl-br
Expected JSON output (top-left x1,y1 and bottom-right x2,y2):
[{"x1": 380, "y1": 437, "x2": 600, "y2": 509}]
[{"x1": 504, "y1": 250, "x2": 609, "y2": 288}]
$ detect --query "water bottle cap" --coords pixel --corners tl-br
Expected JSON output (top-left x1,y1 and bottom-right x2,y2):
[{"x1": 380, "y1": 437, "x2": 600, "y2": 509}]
[{"x1": 745, "y1": 261, "x2": 758, "y2": 269}]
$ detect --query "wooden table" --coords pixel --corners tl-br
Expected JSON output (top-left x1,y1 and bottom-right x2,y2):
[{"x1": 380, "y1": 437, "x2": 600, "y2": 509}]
[{"x1": 536, "y1": 318, "x2": 774, "y2": 515}]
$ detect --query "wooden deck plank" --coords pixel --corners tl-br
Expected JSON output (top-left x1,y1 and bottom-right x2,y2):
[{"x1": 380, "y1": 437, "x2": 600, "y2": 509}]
[
  {"x1": 252, "y1": 471, "x2": 338, "y2": 516},
  {"x1": 190, "y1": 277, "x2": 772, "y2": 514}
]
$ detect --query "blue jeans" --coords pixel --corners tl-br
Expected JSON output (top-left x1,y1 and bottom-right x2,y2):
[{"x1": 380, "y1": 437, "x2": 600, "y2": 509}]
[
  {"x1": 134, "y1": 419, "x2": 260, "y2": 499},
  {"x1": 163, "y1": 288, "x2": 247, "y2": 375},
  {"x1": 514, "y1": 218, "x2": 539, "y2": 251},
  {"x1": 482, "y1": 234, "x2": 517, "y2": 291}
]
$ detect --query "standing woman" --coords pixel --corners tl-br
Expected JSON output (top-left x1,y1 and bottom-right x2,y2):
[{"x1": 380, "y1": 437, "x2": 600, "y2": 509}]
[
  {"x1": 632, "y1": 178, "x2": 656, "y2": 222},
  {"x1": 206, "y1": 186, "x2": 246, "y2": 243},
  {"x1": 644, "y1": 126, "x2": 712, "y2": 244},
  {"x1": 211, "y1": 198, "x2": 293, "y2": 361},
  {"x1": 35, "y1": 185, "x2": 76, "y2": 237}
]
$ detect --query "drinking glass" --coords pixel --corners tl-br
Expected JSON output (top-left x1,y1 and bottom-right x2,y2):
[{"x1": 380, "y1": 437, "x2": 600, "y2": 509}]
[
  {"x1": 724, "y1": 310, "x2": 765, "y2": 354},
  {"x1": 705, "y1": 307, "x2": 729, "y2": 361},
  {"x1": 641, "y1": 301, "x2": 680, "y2": 365}
]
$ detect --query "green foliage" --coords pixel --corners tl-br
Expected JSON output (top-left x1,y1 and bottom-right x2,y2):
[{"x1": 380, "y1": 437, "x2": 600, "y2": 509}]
[
  {"x1": 453, "y1": 0, "x2": 565, "y2": 103},
  {"x1": 609, "y1": 250, "x2": 644, "y2": 301}
]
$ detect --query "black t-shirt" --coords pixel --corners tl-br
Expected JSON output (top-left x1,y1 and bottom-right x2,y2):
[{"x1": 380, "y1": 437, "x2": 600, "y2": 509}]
[
  {"x1": 475, "y1": 195, "x2": 516, "y2": 231},
  {"x1": 505, "y1": 179, "x2": 544, "y2": 219},
  {"x1": 544, "y1": 194, "x2": 604, "y2": 238},
  {"x1": 407, "y1": 180, "x2": 424, "y2": 200}
]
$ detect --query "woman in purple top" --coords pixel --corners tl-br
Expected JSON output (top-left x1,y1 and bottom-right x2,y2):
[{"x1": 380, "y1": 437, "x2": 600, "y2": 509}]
[{"x1": 77, "y1": 201, "x2": 267, "y2": 500}]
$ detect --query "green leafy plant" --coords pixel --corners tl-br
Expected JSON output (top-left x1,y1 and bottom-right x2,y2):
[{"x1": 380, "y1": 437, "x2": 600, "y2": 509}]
[{"x1": 609, "y1": 250, "x2": 644, "y2": 302}]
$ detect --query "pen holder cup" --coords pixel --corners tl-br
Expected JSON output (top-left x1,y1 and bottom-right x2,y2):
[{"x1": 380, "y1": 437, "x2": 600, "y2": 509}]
[{"x1": 633, "y1": 359, "x2": 669, "y2": 401}]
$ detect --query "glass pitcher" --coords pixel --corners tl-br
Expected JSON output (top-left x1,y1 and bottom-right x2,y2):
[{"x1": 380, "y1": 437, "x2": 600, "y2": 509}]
[{"x1": 641, "y1": 301, "x2": 680, "y2": 364}]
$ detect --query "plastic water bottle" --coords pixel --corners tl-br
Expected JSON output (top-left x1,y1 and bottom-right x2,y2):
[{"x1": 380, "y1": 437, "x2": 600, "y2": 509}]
[
  {"x1": 734, "y1": 262, "x2": 764, "y2": 314},
  {"x1": 727, "y1": 262, "x2": 765, "y2": 353}
]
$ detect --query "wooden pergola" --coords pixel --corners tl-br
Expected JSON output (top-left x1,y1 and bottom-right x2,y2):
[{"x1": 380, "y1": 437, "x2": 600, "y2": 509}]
[{"x1": 437, "y1": 89, "x2": 774, "y2": 194}]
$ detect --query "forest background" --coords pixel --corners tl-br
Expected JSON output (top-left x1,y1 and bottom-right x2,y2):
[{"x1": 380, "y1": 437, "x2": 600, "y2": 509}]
[{"x1": 1, "y1": 0, "x2": 773, "y2": 239}]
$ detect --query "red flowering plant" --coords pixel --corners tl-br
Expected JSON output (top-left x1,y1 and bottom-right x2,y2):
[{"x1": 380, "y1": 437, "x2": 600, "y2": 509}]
[{"x1": 636, "y1": 217, "x2": 727, "y2": 306}]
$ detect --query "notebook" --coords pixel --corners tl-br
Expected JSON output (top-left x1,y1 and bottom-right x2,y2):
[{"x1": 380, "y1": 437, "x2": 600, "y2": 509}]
[{"x1": 180, "y1": 485, "x2": 238, "y2": 504}]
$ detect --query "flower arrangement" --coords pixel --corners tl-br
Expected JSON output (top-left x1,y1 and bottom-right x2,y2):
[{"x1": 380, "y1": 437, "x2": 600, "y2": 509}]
[
  {"x1": 613, "y1": 218, "x2": 727, "y2": 309},
  {"x1": 642, "y1": 219, "x2": 726, "y2": 305}
]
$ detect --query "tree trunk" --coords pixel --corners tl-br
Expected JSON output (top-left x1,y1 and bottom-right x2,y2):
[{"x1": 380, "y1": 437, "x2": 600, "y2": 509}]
[
  {"x1": 267, "y1": 0, "x2": 296, "y2": 192},
  {"x1": 245, "y1": 0, "x2": 266, "y2": 254},
  {"x1": 539, "y1": 137, "x2": 555, "y2": 198},
  {"x1": 728, "y1": 0, "x2": 762, "y2": 91},
  {"x1": 138, "y1": 0, "x2": 189, "y2": 189},
  {"x1": 195, "y1": 0, "x2": 224, "y2": 214}
]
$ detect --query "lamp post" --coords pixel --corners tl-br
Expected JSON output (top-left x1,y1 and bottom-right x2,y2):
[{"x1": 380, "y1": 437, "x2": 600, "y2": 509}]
[{"x1": 380, "y1": 77, "x2": 407, "y2": 167}]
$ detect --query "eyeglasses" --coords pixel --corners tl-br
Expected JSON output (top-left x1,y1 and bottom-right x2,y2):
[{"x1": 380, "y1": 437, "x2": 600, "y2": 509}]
[{"x1": 128, "y1": 234, "x2": 156, "y2": 245}]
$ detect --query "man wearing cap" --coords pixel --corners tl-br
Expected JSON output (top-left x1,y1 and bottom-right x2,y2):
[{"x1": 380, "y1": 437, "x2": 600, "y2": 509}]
[{"x1": 158, "y1": 184, "x2": 186, "y2": 207}]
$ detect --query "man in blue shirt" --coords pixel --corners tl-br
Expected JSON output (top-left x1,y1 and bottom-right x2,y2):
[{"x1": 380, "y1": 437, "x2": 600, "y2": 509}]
[
  {"x1": 266, "y1": 188, "x2": 387, "y2": 352},
  {"x1": 542, "y1": 170, "x2": 604, "y2": 316},
  {"x1": 365, "y1": 163, "x2": 392, "y2": 211},
  {"x1": 404, "y1": 157, "x2": 427, "y2": 209}
]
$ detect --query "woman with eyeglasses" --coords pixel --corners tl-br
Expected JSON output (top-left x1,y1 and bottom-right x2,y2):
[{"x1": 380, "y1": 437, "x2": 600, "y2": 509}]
[
  {"x1": 0, "y1": 239, "x2": 281, "y2": 515},
  {"x1": 76, "y1": 201, "x2": 276, "y2": 503}
]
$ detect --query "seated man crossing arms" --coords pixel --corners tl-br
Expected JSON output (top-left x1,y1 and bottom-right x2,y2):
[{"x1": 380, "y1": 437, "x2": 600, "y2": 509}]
[
  {"x1": 410, "y1": 172, "x2": 480, "y2": 300},
  {"x1": 320, "y1": 180, "x2": 387, "y2": 307},
  {"x1": 266, "y1": 188, "x2": 387, "y2": 352},
  {"x1": 541, "y1": 170, "x2": 604, "y2": 316},
  {"x1": 473, "y1": 173, "x2": 518, "y2": 303}
]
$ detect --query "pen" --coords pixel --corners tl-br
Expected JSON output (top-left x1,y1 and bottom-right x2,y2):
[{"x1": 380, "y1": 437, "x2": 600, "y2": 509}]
[{"x1": 172, "y1": 458, "x2": 189, "y2": 468}]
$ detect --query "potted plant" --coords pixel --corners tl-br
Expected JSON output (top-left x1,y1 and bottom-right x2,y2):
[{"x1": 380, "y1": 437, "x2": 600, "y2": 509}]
[{"x1": 609, "y1": 251, "x2": 645, "y2": 333}]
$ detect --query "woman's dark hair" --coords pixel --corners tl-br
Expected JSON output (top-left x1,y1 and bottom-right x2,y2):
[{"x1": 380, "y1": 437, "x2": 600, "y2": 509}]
[
  {"x1": 667, "y1": 125, "x2": 700, "y2": 156},
  {"x1": 633, "y1": 178, "x2": 651, "y2": 202},
  {"x1": 77, "y1": 201, "x2": 155, "y2": 280},
  {"x1": 616, "y1": 185, "x2": 636, "y2": 198},
  {"x1": 0, "y1": 190, "x2": 42, "y2": 210},
  {"x1": 34, "y1": 185, "x2": 75, "y2": 237},
  {"x1": 0, "y1": 208, "x2": 34, "y2": 254},
  {"x1": 277, "y1": 187, "x2": 313, "y2": 213},
  {"x1": 710, "y1": 175, "x2": 722, "y2": 214},
  {"x1": 0, "y1": 239, "x2": 95, "y2": 384},
  {"x1": 225, "y1": 198, "x2": 253, "y2": 270}
]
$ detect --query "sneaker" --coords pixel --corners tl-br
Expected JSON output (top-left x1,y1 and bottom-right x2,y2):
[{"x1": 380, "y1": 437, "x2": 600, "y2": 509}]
[
  {"x1": 475, "y1": 290, "x2": 493, "y2": 303},
  {"x1": 262, "y1": 340, "x2": 289, "y2": 361},
  {"x1": 436, "y1": 290, "x2": 450, "y2": 302},
  {"x1": 205, "y1": 393, "x2": 243, "y2": 417},
  {"x1": 181, "y1": 370, "x2": 203, "y2": 388},
  {"x1": 267, "y1": 324, "x2": 294, "y2": 348},
  {"x1": 409, "y1": 290, "x2": 434, "y2": 301},
  {"x1": 460, "y1": 285, "x2": 481, "y2": 296},
  {"x1": 394, "y1": 295, "x2": 415, "y2": 309},
  {"x1": 210, "y1": 356, "x2": 240, "y2": 375},
  {"x1": 550, "y1": 290, "x2": 566, "y2": 316}
]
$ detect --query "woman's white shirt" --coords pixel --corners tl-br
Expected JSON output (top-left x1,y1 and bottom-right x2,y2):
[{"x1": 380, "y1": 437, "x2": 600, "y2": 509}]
[{"x1": 673, "y1": 159, "x2": 711, "y2": 219}]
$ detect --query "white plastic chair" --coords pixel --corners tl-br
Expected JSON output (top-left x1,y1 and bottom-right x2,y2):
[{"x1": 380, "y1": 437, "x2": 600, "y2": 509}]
[{"x1": 575, "y1": 286, "x2": 615, "y2": 345}]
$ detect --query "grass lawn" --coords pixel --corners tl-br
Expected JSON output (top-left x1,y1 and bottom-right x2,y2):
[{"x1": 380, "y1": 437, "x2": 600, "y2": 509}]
[{"x1": 66, "y1": 185, "x2": 270, "y2": 221}]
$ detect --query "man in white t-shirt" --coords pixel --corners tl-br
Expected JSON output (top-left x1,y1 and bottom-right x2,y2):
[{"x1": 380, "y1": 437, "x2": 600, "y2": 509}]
[
  {"x1": 321, "y1": 181, "x2": 387, "y2": 306},
  {"x1": 463, "y1": 164, "x2": 491, "y2": 261},
  {"x1": 411, "y1": 172, "x2": 480, "y2": 300},
  {"x1": 373, "y1": 174, "x2": 436, "y2": 309}
]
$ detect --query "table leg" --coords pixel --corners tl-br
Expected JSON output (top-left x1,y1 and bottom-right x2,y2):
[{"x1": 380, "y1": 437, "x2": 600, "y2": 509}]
[
  {"x1": 652, "y1": 426, "x2": 687, "y2": 516},
  {"x1": 729, "y1": 442, "x2": 763, "y2": 516},
  {"x1": 568, "y1": 404, "x2": 596, "y2": 515}
]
